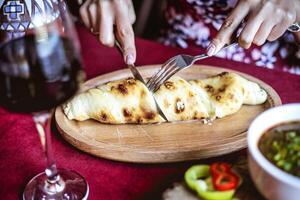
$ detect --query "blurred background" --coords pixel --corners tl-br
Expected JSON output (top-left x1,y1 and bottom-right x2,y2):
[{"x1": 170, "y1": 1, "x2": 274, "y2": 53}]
[{"x1": 132, "y1": 0, "x2": 166, "y2": 39}]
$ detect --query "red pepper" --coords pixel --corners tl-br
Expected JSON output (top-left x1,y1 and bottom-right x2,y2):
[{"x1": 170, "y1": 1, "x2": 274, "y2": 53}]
[
  {"x1": 210, "y1": 162, "x2": 240, "y2": 191},
  {"x1": 212, "y1": 171, "x2": 239, "y2": 191},
  {"x1": 210, "y1": 162, "x2": 231, "y2": 176}
]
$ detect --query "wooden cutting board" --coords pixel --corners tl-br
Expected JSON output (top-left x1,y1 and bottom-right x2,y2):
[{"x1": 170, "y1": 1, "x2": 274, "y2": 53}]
[{"x1": 55, "y1": 65, "x2": 281, "y2": 163}]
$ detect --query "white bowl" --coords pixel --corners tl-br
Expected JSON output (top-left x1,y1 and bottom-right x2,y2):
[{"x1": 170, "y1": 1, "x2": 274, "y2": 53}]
[{"x1": 248, "y1": 103, "x2": 300, "y2": 200}]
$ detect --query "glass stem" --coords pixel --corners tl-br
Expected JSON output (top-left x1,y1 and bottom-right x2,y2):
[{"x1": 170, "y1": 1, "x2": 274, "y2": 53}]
[
  {"x1": 34, "y1": 111, "x2": 66, "y2": 194},
  {"x1": 34, "y1": 111, "x2": 58, "y2": 181}
]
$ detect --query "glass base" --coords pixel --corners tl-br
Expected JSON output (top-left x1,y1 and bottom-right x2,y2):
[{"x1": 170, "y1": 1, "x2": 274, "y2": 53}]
[{"x1": 23, "y1": 169, "x2": 89, "y2": 200}]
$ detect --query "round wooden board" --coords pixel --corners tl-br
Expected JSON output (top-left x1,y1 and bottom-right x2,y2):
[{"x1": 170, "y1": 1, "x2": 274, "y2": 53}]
[{"x1": 55, "y1": 65, "x2": 281, "y2": 163}]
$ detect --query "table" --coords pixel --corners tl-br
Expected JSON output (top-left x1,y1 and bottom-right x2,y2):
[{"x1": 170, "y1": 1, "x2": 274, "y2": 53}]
[{"x1": 0, "y1": 25, "x2": 300, "y2": 200}]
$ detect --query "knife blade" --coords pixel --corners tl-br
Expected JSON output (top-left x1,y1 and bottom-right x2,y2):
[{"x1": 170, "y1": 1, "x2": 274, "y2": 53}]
[{"x1": 115, "y1": 40, "x2": 169, "y2": 122}]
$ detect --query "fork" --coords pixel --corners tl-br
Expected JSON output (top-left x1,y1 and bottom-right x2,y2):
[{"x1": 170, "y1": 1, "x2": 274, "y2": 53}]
[{"x1": 146, "y1": 42, "x2": 238, "y2": 92}]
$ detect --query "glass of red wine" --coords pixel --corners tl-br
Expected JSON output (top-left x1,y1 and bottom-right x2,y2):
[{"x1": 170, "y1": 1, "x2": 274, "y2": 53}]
[{"x1": 0, "y1": 0, "x2": 88, "y2": 199}]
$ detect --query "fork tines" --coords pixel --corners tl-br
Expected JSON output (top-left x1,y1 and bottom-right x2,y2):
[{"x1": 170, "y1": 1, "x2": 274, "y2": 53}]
[{"x1": 147, "y1": 57, "x2": 181, "y2": 92}]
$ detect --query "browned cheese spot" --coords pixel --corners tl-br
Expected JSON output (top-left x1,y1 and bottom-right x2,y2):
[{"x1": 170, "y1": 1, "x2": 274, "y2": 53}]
[
  {"x1": 140, "y1": 90, "x2": 146, "y2": 98},
  {"x1": 126, "y1": 77, "x2": 136, "y2": 85},
  {"x1": 228, "y1": 93, "x2": 234, "y2": 100},
  {"x1": 145, "y1": 111, "x2": 156, "y2": 120},
  {"x1": 137, "y1": 117, "x2": 144, "y2": 123},
  {"x1": 216, "y1": 95, "x2": 222, "y2": 101},
  {"x1": 219, "y1": 72, "x2": 228, "y2": 77},
  {"x1": 117, "y1": 84, "x2": 128, "y2": 95},
  {"x1": 218, "y1": 84, "x2": 227, "y2": 93},
  {"x1": 123, "y1": 108, "x2": 132, "y2": 117},
  {"x1": 211, "y1": 72, "x2": 228, "y2": 78},
  {"x1": 189, "y1": 91, "x2": 195, "y2": 97},
  {"x1": 175, "y1": 98, "x2": 185, "y2": 113},
  {"x1": 205, "y1": 85, "x2": 214, "y2": 93},
  {"x1": 164, "y1": 81, "x2": 176, "y2": 90},
  {"x1": 193, "y1": 111, "x2": 198, "y2": 119},
  {"x1": 100, "y1": 113, "x2": 108, "y2": 121},
  {"x1": 138, "y1": 104, "x2": 156, "y2": 120}
]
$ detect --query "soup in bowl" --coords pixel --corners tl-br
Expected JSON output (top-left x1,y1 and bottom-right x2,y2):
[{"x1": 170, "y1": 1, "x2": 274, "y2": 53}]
[{"x1": 248, "y1": 103, "x2": 300, "y2": 200}]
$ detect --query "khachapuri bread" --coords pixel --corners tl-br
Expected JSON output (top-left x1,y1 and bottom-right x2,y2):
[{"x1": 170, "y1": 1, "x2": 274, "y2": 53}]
[{"x1": 63, "y1": 72, "x2": 267, "y2": 124}]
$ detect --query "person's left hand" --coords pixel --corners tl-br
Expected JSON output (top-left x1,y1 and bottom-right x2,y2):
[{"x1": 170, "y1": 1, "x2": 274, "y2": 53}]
[{"x1": 207, "y1": 0, "x2": 300, "y2": 56}]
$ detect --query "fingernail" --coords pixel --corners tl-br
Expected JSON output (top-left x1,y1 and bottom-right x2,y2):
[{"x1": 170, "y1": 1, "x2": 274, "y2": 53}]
[
  {"x1": 207, "y1": 43, "x2": 216, "y2": 56},
  {"x1": 126, "y1": 54, "x2": 135, "y2": 65},
  {"x1": 239, "y1": 37, "x2": 251, "y2": 49}
]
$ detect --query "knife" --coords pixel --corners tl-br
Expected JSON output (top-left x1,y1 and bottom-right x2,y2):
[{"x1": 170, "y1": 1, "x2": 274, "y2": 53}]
[{"x1": 114, "y1": 40, "x2": 169, "y2": 122}]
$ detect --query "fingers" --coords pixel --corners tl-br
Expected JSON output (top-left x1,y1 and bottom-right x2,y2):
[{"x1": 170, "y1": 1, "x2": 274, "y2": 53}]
[
  {"x1": 207, "y1": 0, "x2": 250, "y2": 56},
  {"x1": 98, "y1": 1, "x2": 115, "y2": 47},
  {"x1": 114, "y1": 0, "x2": 136, "y2": 65},
  {"x1": 238, "y1": 3, "x2": 271, "y2": 49},
  {"x1": 253, "y1": 21, "x2": 275, "y2": 46},
  {"x1": 80, "y1": 0, "x2": 99, "y2": 33},
  {"x1": 127, "y1": 0, "x2": 136, "y2": 24},
  {"x1": 208, "y1": 0, "x2": 298, "y2": 54},
  {"x1": 268, "y1": 11, "x2": 296, "y2": 41},
  {"x1": 79, "y1": 0, "x2": 92, "y2": 28},
  {"x1": 239, "y1": 2, "x2": 296, "y2": 47},
  {"x1": 116, "y1": 21, "x2": 136, "y2": 65},
  {"x1": 88, "y1": 1, "x2": 98, "y2": 32}
]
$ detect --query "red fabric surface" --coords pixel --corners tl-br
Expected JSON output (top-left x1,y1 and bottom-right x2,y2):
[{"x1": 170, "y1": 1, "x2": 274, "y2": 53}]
[{"x1": 0, "y1": 25, "x2": 300, "y2": 200}]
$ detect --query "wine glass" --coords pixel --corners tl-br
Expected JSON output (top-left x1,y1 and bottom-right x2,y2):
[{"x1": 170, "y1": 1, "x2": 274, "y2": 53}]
[{"x1": 0, "y1": 0, "x2": 88, "y2": 199}]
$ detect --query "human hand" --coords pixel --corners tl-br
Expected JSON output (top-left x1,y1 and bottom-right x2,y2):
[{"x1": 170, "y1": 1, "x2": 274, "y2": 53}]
[
  {"x1": 207, "y1": 0, "x2": 300, "y2": 56},
  {"x1": 79, "y1": 0, "x2": 136, "y2": 65}
]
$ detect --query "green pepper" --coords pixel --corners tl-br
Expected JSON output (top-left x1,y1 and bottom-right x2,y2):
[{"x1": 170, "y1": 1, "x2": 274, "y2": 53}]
[{"x1": 184, "y1": 165, "x2": 236, "y2": 200}]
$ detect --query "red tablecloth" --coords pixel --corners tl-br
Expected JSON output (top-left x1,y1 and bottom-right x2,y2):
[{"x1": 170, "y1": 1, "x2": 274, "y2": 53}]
[{"x1": 0, "y1": 25, "x2": 300, "y2": 200}]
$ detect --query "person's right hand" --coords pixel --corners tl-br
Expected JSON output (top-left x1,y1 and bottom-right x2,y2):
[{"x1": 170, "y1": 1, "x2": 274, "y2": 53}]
[
  {"x1": 207, "y1": 0, "x2": 300, "y2": 56},
  {"x1": 79, "y1": 0, "x2": 136, "y2": 65}
]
